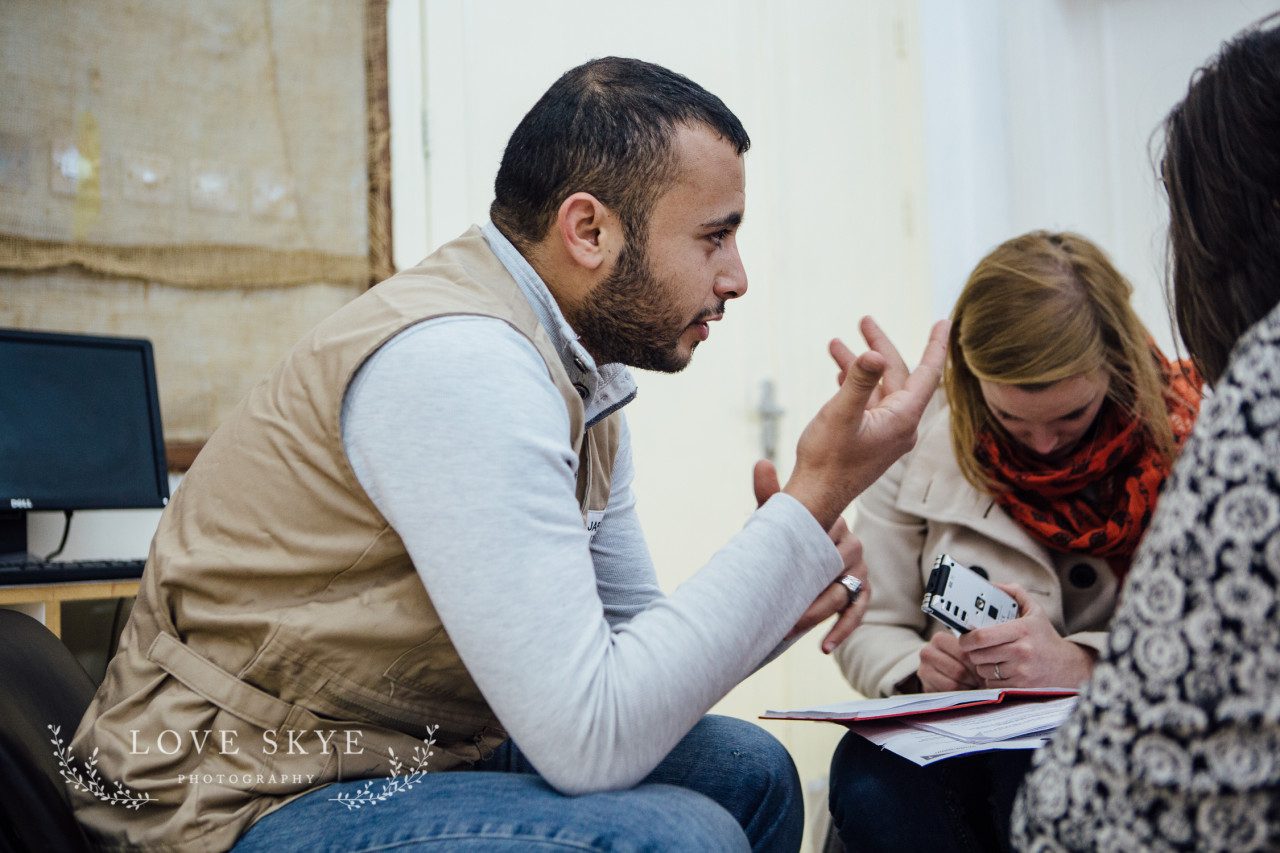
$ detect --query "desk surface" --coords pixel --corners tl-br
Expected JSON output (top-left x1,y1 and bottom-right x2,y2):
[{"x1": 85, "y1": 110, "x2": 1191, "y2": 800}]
[{"x1": 0, "y1": 579, "x2": 140, "y2": 637}]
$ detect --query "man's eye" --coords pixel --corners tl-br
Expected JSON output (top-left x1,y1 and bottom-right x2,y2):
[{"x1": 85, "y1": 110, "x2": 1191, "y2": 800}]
[{"x1": 707, "y1": 229, "x2": 730, "y2": 247}]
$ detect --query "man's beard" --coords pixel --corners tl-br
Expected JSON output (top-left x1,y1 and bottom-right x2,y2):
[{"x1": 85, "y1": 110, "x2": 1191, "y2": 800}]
[{"x1": 566, "y1": 238, "x2": 721, "y2": 373}]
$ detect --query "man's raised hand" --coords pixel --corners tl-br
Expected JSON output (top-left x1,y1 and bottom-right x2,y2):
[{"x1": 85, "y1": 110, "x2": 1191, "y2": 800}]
[{"x1": 785, "y1": 317, "x2": 948, "y2": 531}]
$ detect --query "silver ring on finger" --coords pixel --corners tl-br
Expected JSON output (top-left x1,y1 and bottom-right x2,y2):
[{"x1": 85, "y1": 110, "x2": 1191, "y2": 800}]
[
  {"x1": 993, "y1": 663, "x2": 1005, "y2": 681},
  {"x1": 838, "y1": 574, "x2": 863, "y2": 606}
]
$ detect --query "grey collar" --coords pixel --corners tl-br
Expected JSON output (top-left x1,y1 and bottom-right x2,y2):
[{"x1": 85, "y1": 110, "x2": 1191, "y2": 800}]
[{"x1": 481, "y1": 222, "x2": 637, "y2": 426}]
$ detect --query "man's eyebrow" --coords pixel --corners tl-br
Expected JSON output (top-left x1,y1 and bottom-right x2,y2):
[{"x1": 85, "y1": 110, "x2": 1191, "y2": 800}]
[{"x1": 700, "y1": 211, "x2": 743, "y2": 230}]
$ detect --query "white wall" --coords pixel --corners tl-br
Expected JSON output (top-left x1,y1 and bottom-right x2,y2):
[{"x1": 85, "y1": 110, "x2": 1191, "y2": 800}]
[{"x1": 920, "y1": 0, "x2": 1277, "y2": 349}]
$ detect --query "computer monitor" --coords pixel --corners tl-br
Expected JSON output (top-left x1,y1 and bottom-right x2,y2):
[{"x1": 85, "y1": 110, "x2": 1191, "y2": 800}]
[{"x1": 0, "y1": 328, "x2": 169, "y2": 560}]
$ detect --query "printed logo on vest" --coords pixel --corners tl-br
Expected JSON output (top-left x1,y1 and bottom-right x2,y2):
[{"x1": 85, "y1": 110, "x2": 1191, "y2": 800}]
[{"x1": 586, "y1": 509, "x2": 605, "y2": 539}]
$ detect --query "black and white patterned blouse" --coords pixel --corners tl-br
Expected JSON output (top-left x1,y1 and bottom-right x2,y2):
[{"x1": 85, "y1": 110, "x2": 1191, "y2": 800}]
[{"x1": 1012, "y1": 301, "x2": 1280, "y2": 852}]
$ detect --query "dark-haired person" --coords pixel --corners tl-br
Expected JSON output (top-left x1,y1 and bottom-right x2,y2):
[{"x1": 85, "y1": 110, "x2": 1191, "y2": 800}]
[
  {"x1": 1014, "y1": 14, "x2": 1280, "y2": 850},
  {"x1": 827, "y1": 231, "x2": 1200, "y2": 853},
  {"x1": 69, "y1": 57, "x2": 947, "y2": 852}
]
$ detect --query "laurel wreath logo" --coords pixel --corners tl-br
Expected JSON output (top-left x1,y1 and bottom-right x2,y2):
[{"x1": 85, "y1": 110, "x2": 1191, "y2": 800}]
[
  {"x1": 48, "y1": 722, "x2": 441, "y2": 812},
  {"x1": 48, "y1": 724, "x2": 155, "y2": 810},
  {"x1": 329, "y1": 725, "x2": 439, "y2": 810}
]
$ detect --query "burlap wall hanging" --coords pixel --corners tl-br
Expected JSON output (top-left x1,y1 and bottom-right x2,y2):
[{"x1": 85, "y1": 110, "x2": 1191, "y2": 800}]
[{"x1": 0, "y1": 0, "x2": 393, "y2": 465}]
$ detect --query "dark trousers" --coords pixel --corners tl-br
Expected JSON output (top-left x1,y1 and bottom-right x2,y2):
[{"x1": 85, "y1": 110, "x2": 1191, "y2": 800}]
[{"x1": 829, "y1": 729, "x2": 1033, "y2": 853}]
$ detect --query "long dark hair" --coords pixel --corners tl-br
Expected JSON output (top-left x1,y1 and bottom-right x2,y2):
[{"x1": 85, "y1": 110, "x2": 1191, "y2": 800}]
[{"x1": 1162, "y1": 14, "x2": 1280, "y2": 384}]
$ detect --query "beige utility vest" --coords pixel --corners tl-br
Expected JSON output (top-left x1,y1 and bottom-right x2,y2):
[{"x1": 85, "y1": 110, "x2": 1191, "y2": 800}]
[{"x1": 69, "y1": 227, "x2": 621, "y2": 852}]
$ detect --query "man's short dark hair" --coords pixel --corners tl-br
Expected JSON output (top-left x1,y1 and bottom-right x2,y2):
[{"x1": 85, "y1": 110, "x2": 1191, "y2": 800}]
[{"x1": 490, "y1": 57, "x2": 750, "y2": 250}]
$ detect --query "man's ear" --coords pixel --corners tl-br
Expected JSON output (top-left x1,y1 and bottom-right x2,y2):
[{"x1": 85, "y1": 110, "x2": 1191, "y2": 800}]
[{"x1": 555, "y1": 192, "x2": 620, "y2": 271}]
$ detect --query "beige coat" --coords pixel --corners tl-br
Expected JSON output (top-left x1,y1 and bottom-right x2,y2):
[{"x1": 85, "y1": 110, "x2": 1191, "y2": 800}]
[
  {"x1": 70, "y1": 228, "x2": 620, "y2": 851},
  {"x1": 835, "y1": 399, "x2": 1116, "y2": 698}
]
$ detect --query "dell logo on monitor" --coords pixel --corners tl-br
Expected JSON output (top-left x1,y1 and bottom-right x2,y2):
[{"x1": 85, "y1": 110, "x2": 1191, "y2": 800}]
[{"x1": 9, "y1": 498, "x2": 33, "y2": 509}]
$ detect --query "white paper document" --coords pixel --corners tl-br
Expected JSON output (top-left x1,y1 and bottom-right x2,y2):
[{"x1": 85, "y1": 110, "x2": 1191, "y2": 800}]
[
  {"x1": 853, "y1": 719, "x2": 1054, "y2": 766},
  {"x1": 763, "y1": 689, "x2": 1078, "y2": 766},
  {"x1": 911, "y1": 697, "x2": 1077, "y2": 744}
]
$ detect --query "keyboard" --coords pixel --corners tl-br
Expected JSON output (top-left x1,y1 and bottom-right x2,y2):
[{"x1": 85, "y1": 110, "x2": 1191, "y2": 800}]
[{"x1": 0, "y1": 558, "x2": 146, "y2": 585}]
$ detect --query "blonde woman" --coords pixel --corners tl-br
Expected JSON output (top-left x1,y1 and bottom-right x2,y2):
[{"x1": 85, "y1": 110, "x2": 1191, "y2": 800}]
[{"x1": 828, "y1": 231, "x2": 1201, "y2": 852}]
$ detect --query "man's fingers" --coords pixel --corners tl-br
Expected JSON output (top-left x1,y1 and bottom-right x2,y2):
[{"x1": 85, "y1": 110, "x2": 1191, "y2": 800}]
[
  {"x1": 829, "y1": 338, "x2": 858, "y2": 377},
  {"x1": 753, "y1": 459, "x2": 781, "y2": 508},
  {"x1": 920, "y1": 319, "x2": 950, "y2": 372},
  {"x1": 821, "y1": 593, "x2": 868, "y2": 653},
  {"x1": 899, "y1": 320, "x2": 950, "y2": 405},
  {"x1": 785, "y1": 583, "x2": 845, "y2": 640},
  {"x1": 860, "y1": 316, "x2": 909, "y2": 392},
  {"x1": 787, "y1": 570, "x2": 872, "y2": 648},
  {"x1": 831, "y1": 519, "x2": 859, "y2": 560},
  {"x1": 829, "y1": 339, "x2": 888, "y2": 386},
  {"x1": 831, "y1": 320, "x2": 948, "y2": 417},
  {"x1": 830, "y1": 348, "x2": 886, "y2": 419}
]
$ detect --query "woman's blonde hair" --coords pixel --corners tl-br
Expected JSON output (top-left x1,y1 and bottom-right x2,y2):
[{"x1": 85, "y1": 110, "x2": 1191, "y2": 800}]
[{"x1": 945, "y1": 231, "x2": 1174, "y2": 491}]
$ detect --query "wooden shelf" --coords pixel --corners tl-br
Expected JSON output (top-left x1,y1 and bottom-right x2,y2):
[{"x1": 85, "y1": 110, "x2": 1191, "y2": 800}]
[{"x1": 0, "y1": 580, "x2": 140, "y2": 637}]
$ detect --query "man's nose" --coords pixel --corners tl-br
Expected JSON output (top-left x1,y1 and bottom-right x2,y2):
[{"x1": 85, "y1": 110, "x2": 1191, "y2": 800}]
[{"x1": 713, "y1": 248, "x2": 748, "y2": 301}]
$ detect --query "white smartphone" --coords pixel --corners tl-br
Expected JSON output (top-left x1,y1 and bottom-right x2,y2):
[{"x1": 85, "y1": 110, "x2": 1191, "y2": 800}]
[{"x1": 921, "y1": 554, "x2": 1020, "y2": 634}]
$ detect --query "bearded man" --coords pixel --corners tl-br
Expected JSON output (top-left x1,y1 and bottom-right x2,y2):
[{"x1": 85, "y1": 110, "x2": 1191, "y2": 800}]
[{"x1": 71, "y1": 57, "x2": 945, "y2": 852}]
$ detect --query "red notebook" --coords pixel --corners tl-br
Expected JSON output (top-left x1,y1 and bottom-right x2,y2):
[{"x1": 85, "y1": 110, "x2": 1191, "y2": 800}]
[{"x1": 762, "y1": 687, "x2": 1077, "y2": 724}]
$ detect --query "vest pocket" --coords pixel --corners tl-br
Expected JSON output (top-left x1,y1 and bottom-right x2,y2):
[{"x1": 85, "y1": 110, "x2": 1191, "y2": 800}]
[
  {"x1": 203, "y1": 706, "x2": 339, "y2": 796},
  {"x1": 233, "y1": 628, "x2": 496, "y2": 748},
  {"x1": 251, "y1": 703, "x2": 375, "y2": 791},
  {"x1": 143, "y1": 632, "x2": 349, "y2": 793},
  {"x1": 381, "y1": 631, "x2": 472, "y2": 698}
]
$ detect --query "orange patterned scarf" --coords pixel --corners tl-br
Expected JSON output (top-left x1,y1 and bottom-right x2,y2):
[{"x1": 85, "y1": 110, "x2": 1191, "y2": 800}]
[{"x1": 974, "y1": 354, "x2": 1201, "y2": 582}]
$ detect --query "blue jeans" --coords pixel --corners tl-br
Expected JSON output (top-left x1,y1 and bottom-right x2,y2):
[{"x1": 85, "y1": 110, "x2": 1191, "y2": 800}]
[
  {"x1": 828, "y1": 729, "x2": 1032, "y2": 853},
  {"x1": 233, "y1": 715, "x2": 803, "y2": 852}
]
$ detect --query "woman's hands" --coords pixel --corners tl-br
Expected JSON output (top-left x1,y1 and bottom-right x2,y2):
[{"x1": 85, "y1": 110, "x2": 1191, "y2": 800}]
[
  {"x1": 918, "y1": 631, "x2": 981, "y2": 691},
  {"x1": 958, "y1": 583, "x2": 1097, "y2": 688},
  {"x1": 916, "y1": 583, "x2": 1097, "y2": 691}
]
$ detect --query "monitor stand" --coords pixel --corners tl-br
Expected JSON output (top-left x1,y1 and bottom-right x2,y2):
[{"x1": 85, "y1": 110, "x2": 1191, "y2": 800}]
[{"x1": 0, "y1": 510, "x2": 30, "y2": 563}]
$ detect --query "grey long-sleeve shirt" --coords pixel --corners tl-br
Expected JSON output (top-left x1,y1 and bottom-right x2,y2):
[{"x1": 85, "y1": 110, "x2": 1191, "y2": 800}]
[{"x1": 339, "y1": 232, "x2": 840, "y2": 795}]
